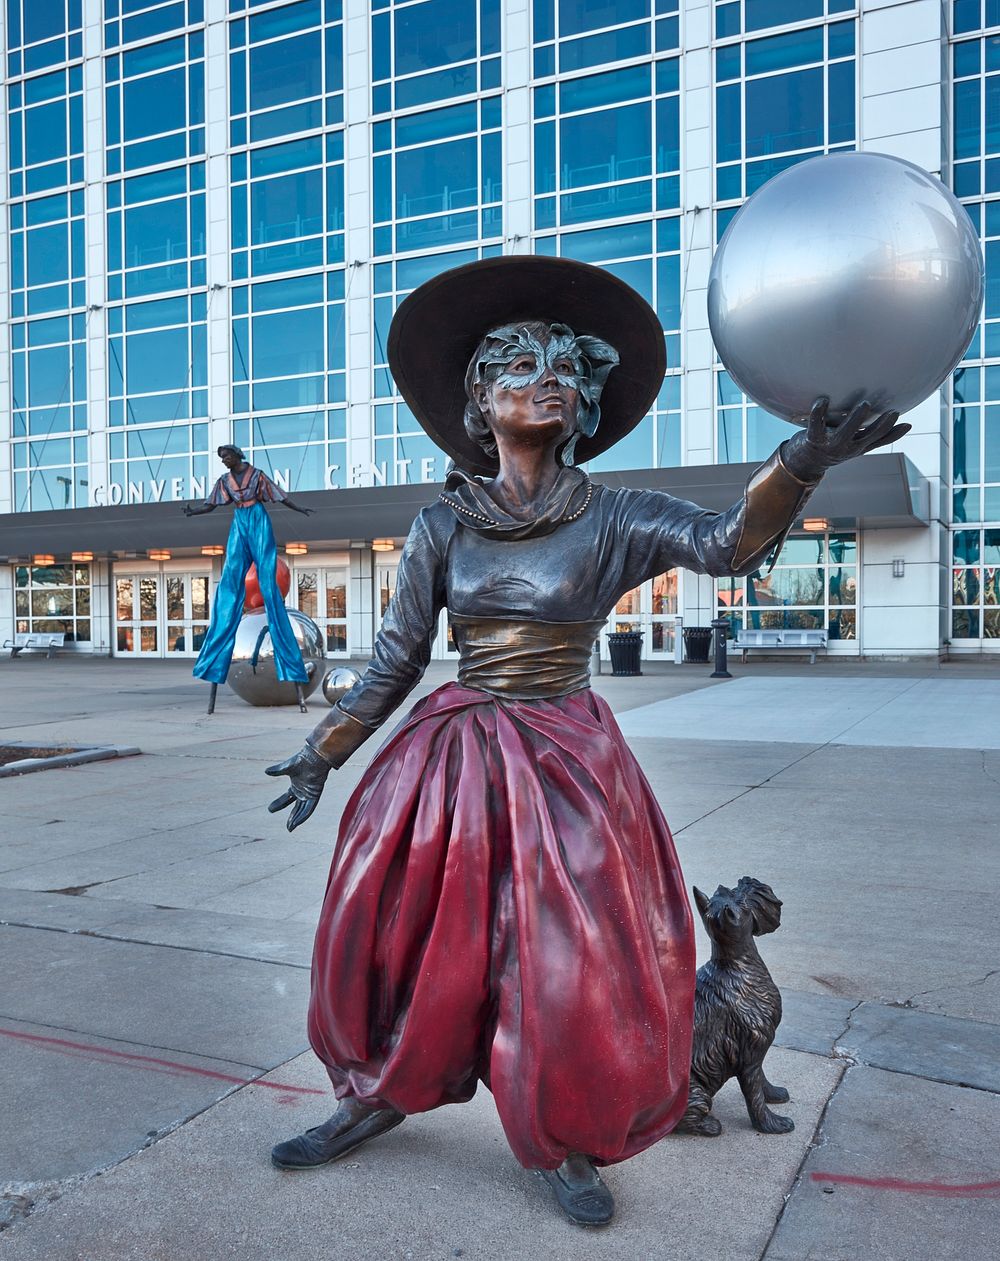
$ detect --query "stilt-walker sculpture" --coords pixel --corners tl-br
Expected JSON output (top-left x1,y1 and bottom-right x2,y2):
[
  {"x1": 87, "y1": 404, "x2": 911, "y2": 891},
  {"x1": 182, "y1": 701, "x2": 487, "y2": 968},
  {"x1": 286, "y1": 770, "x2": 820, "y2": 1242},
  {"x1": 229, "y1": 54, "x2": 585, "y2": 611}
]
[{"x1": 183, "y1": 445, "x2": 313, "y2": 713}]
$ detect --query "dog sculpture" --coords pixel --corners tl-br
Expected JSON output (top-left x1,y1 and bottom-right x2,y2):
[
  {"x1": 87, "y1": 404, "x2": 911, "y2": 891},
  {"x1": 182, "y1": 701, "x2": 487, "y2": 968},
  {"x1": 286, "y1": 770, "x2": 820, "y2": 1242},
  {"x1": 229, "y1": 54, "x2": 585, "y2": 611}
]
[{"x1": 675, "y1": 877, "x2": 793, "y2": 1137}]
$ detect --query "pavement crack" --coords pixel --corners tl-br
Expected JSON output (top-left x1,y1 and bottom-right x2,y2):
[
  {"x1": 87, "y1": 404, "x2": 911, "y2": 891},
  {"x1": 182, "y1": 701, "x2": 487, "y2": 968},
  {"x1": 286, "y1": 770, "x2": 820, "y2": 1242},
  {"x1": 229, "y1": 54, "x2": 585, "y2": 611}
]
[
  {"x1": 758, "y1": 1060, "x2": 850, "y2": 1260},
  {"x1": 0, "y1": 918, "x2": 309, "y2": 969},
  {"x1": 898, "y1": 967, "x2": 1000, "y2": 1007}
]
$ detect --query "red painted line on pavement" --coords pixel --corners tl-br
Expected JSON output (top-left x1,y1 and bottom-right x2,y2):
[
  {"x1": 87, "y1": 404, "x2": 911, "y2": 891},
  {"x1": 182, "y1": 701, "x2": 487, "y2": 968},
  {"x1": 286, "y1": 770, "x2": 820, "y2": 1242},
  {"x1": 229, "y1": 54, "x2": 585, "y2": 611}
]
[
  {"x1": 0, "y1": 1026, "x2": 325, "y2": 1096},
  {"x1": 810, "y1": 1171, "x2": 1000, "y2": 1198}
]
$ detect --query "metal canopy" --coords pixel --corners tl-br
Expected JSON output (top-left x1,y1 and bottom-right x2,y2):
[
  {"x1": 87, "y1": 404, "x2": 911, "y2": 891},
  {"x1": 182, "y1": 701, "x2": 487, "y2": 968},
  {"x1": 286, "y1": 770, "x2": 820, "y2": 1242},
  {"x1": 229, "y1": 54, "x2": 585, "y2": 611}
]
[{"x1": 0, "y1": 453, "x2": 926, "y2": 563}]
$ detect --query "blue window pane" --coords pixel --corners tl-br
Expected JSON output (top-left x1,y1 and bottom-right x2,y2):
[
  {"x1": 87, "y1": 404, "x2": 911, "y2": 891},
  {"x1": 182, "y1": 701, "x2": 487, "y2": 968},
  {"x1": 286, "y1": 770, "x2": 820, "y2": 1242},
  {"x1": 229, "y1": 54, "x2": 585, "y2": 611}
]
[
  {"x1": 987, "y1": 77, "x2": 1000, "y2": 155},
  {"x1": 395, "y1": 101, "x2": 477, "y2": 147},
  {"x1": 27, "y1": 225, "x2": 69, "y2": 286},
  {"x1": 745, "y1": 27, "x2": 824, "y2": 76},
  {"x1": 560, "y1": 65, "x2": 649, "y2": 114},
  {"x1": 561, "y1": 220, "x2": 652, "y2": 263},
  {"x1": 251, "y1": 169, "x2": 323, "y2": 242},
  {"x1": 716, "y1": 43, "x2": 740, "y2": 82},
  {"x1": 717, "y1": 83, "x2": 741, "y2": 164},
  {"x1": 125, "y1": 198, "x2": 188, "y2": 267},
  {"x1": 716, "y1": 1, "x2": 739, "y2": 38},
  {"x1": 956, "y1": 80, "x2": 982, "y2": 160},
  {"x1": 656, "y1": 254, "x2": 680, "y2": 329},
  {"x1": 745, "y1": 68, "x2": 824, "y2": 157},
  {"x1": 249, "y1": 32, "x2": 321, "y2": 112},
  {"x1": 560, "y1": 26, "x2": 650, "y2": 73},
  {"x1": 656, "y1": 94, "x2": 679, "y2": 171},
  {"x1": 126, "y1": 327, "x2": 192, "y2": 394},
  {"x1": 589, "y1": 416, "x2": 652, "y2": 471},
  {"x1": 396, "y1": 65, "x2": 477, "y2": 109},
  {"x1": 745, "y1": 0, "x2": 822, "y2": 33},
  {"x1": 395, "y1": 138, "x2": 478, "y2": 217},
  {"x1": 560, "y1": 182, "x2": 651, "y2": 224},
  {"x1": 953, "y1": 0, "x2": 980, "y2": 35},
  {"x1": 123, "y1": 68, "x2": 187, "y2": 141},
  {"x1": 828, "y1": 60, "x2": 854, "y2": 145},
  {"x1": 24, "y1": 2, "x2": 68, "y2": 45},
  {"x1": 249, "y1": 0, "x2": 320, "y2": 42},
  {"x1": 560, "y1": 103, "x2": 650, "y2": 187},
  {"x1": 558, "y1": 0, "x2": 646, "y2": 38},
  {"x1": 828, "y1": 20, "x2": 855, "y2": 60},
  {"x1": 534, "y1": 121, "x2": 556, "y2": 194},
  {"x1": 252, "y1": 307, "x2": 325, "y2": 378},
  {"x1": 394, "y1": 0, "x2": 477, "y2": 76},
  {"x1": 28, "y1": 345, "x2": 71, "y2": 406},
  {"x1": 25, "y1": 102, "x2": 67, "y2": 165}
]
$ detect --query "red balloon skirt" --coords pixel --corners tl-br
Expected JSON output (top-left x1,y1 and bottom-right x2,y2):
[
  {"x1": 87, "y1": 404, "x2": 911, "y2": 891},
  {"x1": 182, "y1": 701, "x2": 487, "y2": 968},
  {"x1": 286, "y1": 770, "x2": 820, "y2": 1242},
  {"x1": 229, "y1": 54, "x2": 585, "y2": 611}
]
[{"x1": 308, "y1": 682, "x2": 695, "y2": 1170}]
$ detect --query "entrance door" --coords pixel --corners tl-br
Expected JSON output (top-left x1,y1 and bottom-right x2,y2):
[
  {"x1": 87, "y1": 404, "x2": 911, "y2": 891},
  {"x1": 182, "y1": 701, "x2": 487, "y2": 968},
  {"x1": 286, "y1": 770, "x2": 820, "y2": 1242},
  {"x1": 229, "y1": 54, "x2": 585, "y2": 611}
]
[
  {"x1": 115, "y1": 575, "x2": 160, "y2": 655},
  {"x1": 114, "y1": 572, "x2": 212, "y2": 658}
]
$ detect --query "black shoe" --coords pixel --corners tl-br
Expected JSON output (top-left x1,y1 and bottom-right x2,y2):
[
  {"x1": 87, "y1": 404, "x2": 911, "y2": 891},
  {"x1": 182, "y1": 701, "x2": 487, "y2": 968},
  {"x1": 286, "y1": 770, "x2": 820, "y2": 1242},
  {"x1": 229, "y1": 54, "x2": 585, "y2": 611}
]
[
  {"x1": 536, "y1": 1165, "x2": 615, "y2": 1227},
  {"x1": 271, "y1": 1108, "x2": 405, "y2": 1170}
]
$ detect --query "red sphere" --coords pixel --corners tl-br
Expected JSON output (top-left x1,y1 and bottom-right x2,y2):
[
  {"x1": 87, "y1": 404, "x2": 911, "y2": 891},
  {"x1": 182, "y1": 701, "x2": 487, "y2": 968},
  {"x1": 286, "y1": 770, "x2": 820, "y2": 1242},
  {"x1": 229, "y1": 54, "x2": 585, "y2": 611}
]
[{"x1": 244, "y1": 557, "x2": 291, "y2": 610}]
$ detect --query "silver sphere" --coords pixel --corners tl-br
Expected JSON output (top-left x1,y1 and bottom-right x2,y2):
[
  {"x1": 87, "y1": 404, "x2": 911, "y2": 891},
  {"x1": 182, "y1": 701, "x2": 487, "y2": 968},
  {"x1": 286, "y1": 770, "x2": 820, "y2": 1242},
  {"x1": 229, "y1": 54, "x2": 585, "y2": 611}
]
[
  {"x1": 227, "y1": 609, "x2": 325, "y2": 707},
  {"x1": 708, "y1": 151, "x2": 984, "y2": 423},
  {"x1": 321, "y1": 666, "x2": 362, "y2": 705}
]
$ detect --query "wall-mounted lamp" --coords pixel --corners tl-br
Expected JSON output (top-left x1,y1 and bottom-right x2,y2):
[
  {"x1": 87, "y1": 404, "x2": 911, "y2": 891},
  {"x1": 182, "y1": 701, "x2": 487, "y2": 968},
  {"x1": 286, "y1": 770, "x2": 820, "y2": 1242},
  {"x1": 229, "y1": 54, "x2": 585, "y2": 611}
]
[
  {"x1": 148, "y1": 548, "x2": 171, "y2": 561},
  {"x1": 285, "y1": 542, "x2": 308, "y2": 556},
  {"x1": 201, "y1": 544, "x2": 224, "y2": 556},
  {"x1": 372, "y1": 538, "x2": 395, "y2": 552},
  {"x1": 71, "y1": 551, "x2": 93, "y2": 562},
  {"x1": 892, "y1": 558, "x2": 905, "y2": 578},
  {"x1": 802, "y1": 518, "x2": 829, "y2": 533},
  {"x1": 32, "y1": 554, "x2": 55, "y2": 567}
]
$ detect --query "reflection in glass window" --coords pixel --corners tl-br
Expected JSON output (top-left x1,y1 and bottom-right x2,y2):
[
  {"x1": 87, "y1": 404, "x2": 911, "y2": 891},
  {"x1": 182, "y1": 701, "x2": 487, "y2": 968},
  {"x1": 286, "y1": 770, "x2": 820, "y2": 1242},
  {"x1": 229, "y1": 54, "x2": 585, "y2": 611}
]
[
  {"x1": 107, "y1": 163, "x2": 206, "y2": 300},
  {"x1": 104, "y1": 1, "x2": 204, "y2": 50},
  {"x1": 533, "y1": 1, "x2": 679, "y2": 77},
  {"x1": 6, "y1": 1, "x2": 84, "y2": 76},
  {"x1": 229, "y1": 0, "x2": 343, "y2": 145},
  {"x1": 533, "y1": 59, "x2": 679, "y2": 230},
  {"x1": 715, "y1": 370, "x2": 790, "y2": 463},
  {"x1": 291, "y1": 566, "x2": 350, "y2": 654},
  {"x1": 105, "y1": 30, "x2": 204, "y2": 174},
  {"x1": 951, "y1": 527, "x2": 1000, "y2": 640},
  {"x1": 714, "y1": 18, "x2": 855, "y2": 203},
  {"x1": 717, "y1": 532, "x2": 858, "y2": 640},
  {"x1": 230, "y1": 271, "x2": 347, "y2": 491},
  {"x1": 372, "y1": 0, "x2": 499, "y2": 113},
  {"x1": 13, "y1": 563, "x2": 91, "y2": 644},
  {"x1": 374, "y1": 99, "x2": 502, "y2": 254}
]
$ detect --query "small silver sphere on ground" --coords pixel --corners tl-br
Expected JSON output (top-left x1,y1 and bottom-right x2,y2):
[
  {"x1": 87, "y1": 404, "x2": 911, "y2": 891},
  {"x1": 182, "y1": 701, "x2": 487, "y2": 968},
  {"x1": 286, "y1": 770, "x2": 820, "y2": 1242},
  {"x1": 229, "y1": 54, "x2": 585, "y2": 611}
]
[
  {"x1": 708, "y1": 151, "x2": 984, "y2": 424},
  {"x1": 227, "y1": 610, "x2": 325, "y2": 707},
  {"x1": 322, "y1": 665, "x2": 362, "y2": 705}
]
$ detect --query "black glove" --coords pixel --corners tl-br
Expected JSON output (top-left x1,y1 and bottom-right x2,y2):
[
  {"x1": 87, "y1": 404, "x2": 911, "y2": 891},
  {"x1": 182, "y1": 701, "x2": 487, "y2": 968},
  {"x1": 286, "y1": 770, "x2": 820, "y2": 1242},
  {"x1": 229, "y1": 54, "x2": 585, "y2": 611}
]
[
  {"x1": 781, "y1": 397, "x2": 910, "y2": 483},
  {"x1": 265, "y1": 744, "x2": 332, "y2": 832}
]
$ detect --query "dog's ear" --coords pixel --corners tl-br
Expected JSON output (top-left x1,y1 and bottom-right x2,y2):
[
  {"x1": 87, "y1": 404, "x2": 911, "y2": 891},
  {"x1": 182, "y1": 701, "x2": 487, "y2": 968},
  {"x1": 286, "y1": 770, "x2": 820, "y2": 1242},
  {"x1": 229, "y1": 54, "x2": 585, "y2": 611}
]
[
  {"x1": 692, "y1": 886, "x2": 711, "y2": 918},
  {"x1": 737, "y1": 876, "x2": 782, "y2": 936}
]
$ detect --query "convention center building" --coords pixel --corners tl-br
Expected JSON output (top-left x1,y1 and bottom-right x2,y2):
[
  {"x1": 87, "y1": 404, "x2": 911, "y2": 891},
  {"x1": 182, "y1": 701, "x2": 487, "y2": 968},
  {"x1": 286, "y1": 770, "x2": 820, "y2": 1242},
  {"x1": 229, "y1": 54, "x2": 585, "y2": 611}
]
[{"x1": 0, "y1": 0, "x2": 995, "y2": 663}]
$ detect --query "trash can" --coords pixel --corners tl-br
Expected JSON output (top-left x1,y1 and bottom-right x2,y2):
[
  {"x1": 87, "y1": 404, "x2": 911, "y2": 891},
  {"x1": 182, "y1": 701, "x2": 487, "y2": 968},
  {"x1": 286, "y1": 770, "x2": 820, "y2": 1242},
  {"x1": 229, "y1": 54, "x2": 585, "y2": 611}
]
[
  {"x1": 682, "y1": 626, "x2": 713, "y2": 664},
  {"x1": 607, "y1": 630, "x2": 643, "y2": 676}
]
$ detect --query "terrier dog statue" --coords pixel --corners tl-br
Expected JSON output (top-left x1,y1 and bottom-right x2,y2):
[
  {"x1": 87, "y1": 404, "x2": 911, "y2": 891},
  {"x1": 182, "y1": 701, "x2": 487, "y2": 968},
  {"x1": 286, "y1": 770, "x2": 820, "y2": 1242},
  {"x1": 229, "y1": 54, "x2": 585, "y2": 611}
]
[{"x1": 675, "y1": 877, "x2": 793, "y2": 1137}]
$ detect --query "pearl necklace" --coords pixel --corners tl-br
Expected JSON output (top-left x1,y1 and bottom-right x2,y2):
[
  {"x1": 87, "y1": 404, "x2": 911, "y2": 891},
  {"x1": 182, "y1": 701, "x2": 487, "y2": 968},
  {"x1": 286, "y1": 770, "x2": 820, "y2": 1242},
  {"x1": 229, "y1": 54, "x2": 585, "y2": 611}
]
[{"x1": 439, "y1": 479, "x2": 593, "y2": 526}]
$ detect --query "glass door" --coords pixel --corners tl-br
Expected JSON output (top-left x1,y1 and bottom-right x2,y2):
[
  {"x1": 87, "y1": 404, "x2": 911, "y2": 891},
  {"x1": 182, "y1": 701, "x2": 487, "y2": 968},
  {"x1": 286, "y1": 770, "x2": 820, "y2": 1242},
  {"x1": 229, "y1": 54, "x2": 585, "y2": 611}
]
[
  {"x1": 164, "y1": 573, "x2": 212, "y2": 656},
  {"x1": 293, "y1": 567, "x2": 350, "y2": 655},
  {"x1": 115, "y1": 575, "x2": 160, "y2": 655}
]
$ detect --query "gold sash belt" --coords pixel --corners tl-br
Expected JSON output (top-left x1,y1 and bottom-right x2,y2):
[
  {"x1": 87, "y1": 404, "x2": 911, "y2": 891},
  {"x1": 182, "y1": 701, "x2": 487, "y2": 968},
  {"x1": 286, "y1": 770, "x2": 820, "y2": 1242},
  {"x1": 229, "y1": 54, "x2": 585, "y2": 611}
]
[{"x1": 450, "y1": 615, "x2": 605, "y2": 699}]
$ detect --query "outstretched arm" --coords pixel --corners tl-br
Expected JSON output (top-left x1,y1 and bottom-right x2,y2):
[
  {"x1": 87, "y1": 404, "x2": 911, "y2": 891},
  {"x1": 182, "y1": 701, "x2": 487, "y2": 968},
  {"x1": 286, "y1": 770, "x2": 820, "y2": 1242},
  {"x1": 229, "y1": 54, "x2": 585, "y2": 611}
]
[
  {"x1": 182, "y1": 501, "x2": 216, "y2": 517},
  {"x1": 266, "y1": 508, "x2": 446, "y2": 831},
  {"x1": 620, "y1": 398, "x2": 908, "y2": 582},
  {"x1": 279, "y1": 494, "x2": 313, "y2": 516}
]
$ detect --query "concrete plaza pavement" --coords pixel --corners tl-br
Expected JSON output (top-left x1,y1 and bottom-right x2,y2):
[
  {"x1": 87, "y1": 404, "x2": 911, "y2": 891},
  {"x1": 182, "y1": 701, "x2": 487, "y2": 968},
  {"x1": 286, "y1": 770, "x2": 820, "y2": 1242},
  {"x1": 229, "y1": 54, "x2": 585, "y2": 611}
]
[{"x1": 0, "y1": 654, "x2": 998, "y2": 1259}]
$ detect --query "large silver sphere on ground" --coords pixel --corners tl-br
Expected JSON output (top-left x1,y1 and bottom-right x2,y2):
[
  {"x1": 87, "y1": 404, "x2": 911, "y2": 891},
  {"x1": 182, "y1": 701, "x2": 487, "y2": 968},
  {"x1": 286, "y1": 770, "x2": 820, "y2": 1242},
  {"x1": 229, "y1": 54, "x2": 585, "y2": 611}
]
[
  {"x1": 707, "y1": 151, "x2": 984, "y2": 424},
  {"x1": 321, "y1": 666, "x2": 362, "y2": 705},
  {"x1": 227, "y1": 610, "x2": 325, "y2": 706}
]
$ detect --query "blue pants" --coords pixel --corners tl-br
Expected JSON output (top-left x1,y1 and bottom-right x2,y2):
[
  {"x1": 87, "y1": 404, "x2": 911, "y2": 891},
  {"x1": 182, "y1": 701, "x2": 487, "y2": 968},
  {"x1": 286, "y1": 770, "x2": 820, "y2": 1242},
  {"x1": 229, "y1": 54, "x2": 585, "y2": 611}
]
[{"x1": 193, "y1": 502, "x2": 308, "y2": 685}]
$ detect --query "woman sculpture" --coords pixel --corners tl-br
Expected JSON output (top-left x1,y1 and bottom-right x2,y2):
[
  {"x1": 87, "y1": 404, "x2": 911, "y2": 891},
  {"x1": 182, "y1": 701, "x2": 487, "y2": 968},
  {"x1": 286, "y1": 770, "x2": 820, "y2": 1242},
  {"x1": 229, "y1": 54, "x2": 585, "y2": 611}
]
[
  {"x1": 265, "y1": 257, "x2": 905, "y2": 1226},
  {"x1": 183, "y1": 444, "x2": 314, "y2": 713}
]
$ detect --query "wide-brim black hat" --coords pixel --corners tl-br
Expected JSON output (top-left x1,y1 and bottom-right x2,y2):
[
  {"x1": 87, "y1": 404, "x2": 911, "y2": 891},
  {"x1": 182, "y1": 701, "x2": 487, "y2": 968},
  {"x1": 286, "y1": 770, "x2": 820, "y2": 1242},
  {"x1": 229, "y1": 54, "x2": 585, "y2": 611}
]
[{"x1": 387, "y1": 255, "x2": 666, "y2": 477}]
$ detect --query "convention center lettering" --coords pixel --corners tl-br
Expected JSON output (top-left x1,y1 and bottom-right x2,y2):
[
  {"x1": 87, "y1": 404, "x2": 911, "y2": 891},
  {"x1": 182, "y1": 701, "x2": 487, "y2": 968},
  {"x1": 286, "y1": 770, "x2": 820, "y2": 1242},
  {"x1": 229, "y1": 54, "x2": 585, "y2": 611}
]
[{"x1": 90, "y1": 457, "x2": 441, "y2": 506}]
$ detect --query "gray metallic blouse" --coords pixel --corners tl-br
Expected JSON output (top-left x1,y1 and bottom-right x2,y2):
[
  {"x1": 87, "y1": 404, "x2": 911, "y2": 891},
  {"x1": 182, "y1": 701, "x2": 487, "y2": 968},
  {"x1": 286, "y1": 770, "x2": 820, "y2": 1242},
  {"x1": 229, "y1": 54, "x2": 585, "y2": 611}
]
[{"x1": 307, "y1": 446, "x2": 817, "y2": 768}]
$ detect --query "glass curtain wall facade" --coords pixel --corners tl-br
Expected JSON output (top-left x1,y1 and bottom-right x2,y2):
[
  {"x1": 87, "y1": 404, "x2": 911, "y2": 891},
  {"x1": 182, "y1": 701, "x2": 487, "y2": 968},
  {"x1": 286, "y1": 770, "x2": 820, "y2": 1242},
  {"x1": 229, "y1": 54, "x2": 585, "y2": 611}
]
[{"x1": 0, "y1": 1, "x2": 996, "y2": 656}]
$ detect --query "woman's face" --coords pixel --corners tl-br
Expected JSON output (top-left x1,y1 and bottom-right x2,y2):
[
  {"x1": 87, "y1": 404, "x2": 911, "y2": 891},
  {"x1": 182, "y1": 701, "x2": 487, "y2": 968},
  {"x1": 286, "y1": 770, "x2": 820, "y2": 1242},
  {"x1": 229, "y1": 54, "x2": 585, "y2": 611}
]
[{"x1": 475, "y1": 333, "x2": 581, "y2": 453}]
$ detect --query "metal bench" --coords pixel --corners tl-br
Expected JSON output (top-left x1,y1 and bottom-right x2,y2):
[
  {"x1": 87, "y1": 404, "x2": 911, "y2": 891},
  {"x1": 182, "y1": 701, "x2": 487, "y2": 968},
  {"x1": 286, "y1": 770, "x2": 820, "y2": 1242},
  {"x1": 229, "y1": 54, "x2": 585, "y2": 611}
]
[
  {"x1": 733, "y1": 628, "x2": 827, "y2": 664},
  {"x1": 3, "y1": 632, "x2": 66, "y2": 659}
]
